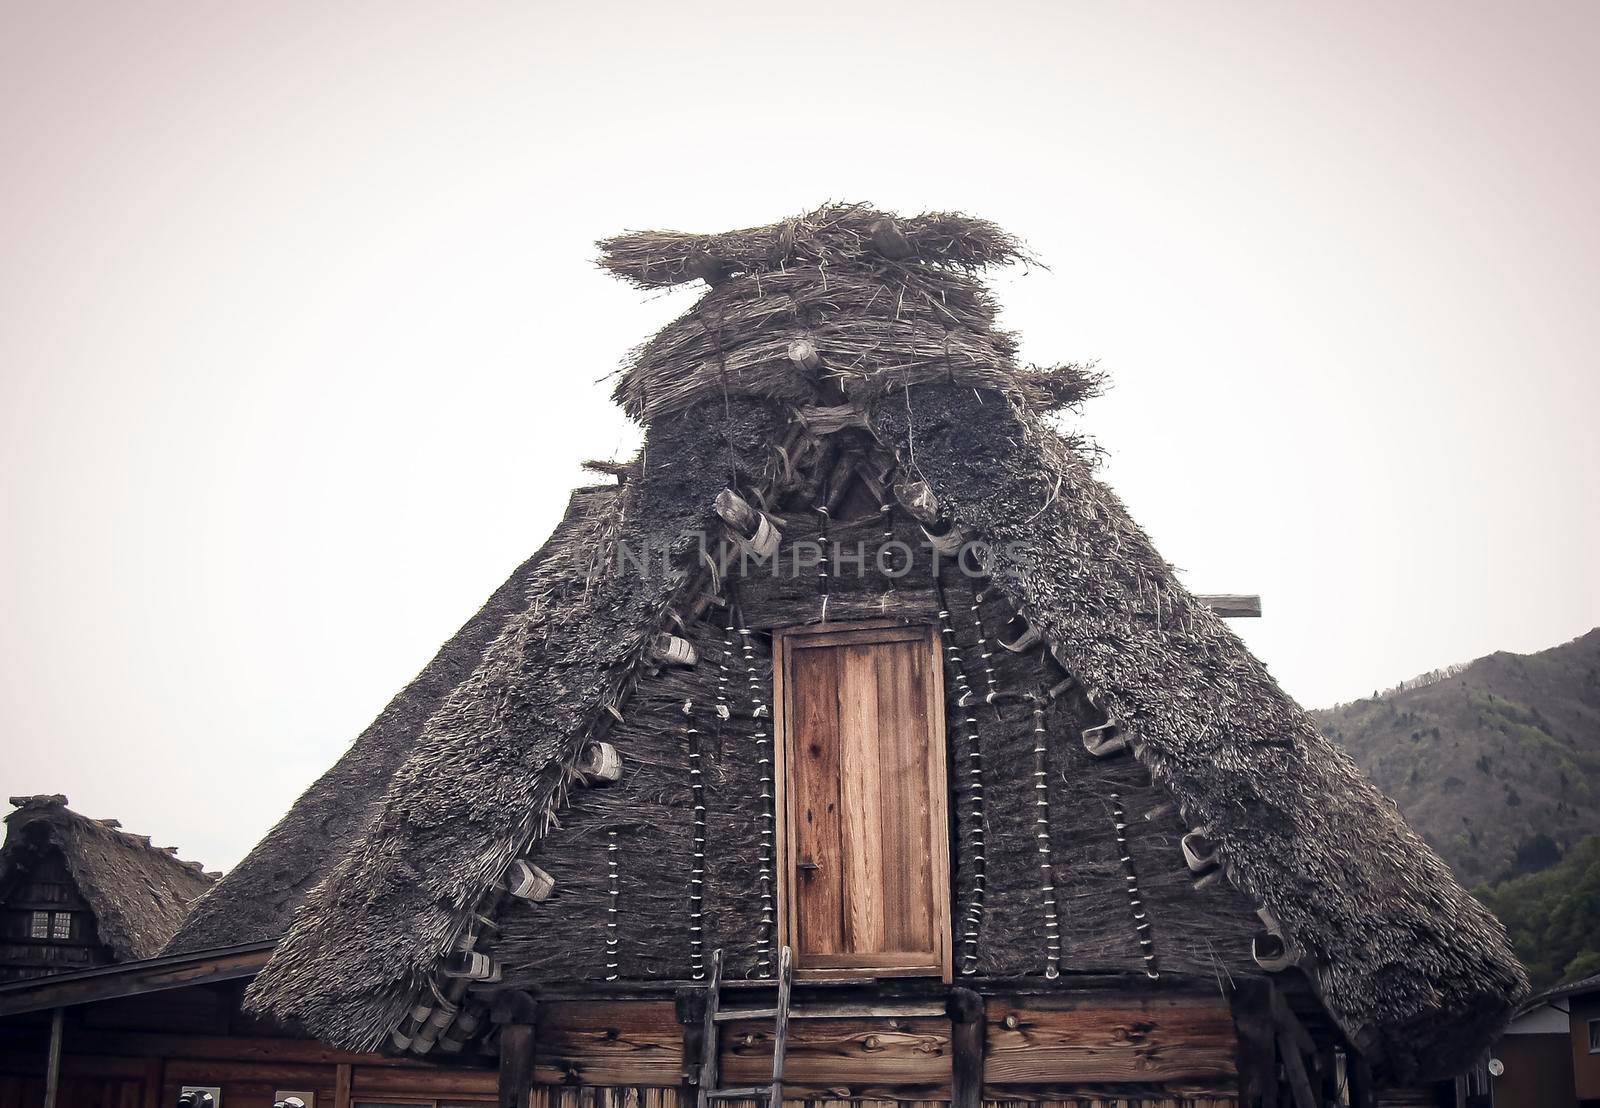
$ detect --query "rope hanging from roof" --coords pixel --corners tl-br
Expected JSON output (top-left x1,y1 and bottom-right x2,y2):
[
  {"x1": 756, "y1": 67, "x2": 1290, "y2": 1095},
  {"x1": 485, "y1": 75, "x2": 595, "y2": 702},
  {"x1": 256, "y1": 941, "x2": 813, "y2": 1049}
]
[
  {"x1": 605, "y1": 830, "x2": 620, "y2": 982},
  {"x1": 1110, "y1": 792, "x2": 1160, "y2": 980},
  {"x1": 936, "y1": 576, "x2": 986, "y2": 976},
  {"x1": 732, "y1": 614, "x2": 776, "y2": 978},
  {"x1": 1032, "y1": 704, "x2": 1062, "y2": 980},
  {"x1": 686, "y1": 703, "x2": 707, "y2": 982}
]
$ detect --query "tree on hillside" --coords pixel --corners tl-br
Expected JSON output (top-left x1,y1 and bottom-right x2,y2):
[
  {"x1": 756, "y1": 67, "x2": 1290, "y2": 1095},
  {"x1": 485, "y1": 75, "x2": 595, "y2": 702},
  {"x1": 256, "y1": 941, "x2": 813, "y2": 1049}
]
[{"x1": 1477, "y1": 834, "x2": 1600, "y2": 988}]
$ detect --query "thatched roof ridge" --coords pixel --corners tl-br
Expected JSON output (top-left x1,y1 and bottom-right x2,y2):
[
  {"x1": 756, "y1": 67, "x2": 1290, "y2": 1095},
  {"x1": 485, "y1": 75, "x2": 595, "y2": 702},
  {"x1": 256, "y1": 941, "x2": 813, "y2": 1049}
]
[
  {"x1": 597, "y1": 202, "x2": 1030, "y2": 289},
  {"x1": 2, "y1": 796, "x2": 215, "y2": 961},
  {"x1": 242, "y1": 405, "x2": 787, "y2": 1046},
  {"x1": 868, "y1": 386, "x2": 1528, "y2": 1080},
  {"x1": 165, "y1": 506, "x2": 584, "y2": 955}
]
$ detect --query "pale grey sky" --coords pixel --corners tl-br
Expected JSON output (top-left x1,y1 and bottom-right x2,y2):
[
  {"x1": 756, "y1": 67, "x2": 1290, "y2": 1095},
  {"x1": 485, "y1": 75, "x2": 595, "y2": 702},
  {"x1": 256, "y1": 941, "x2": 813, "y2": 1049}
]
[{"x1": 2, "y1": 0, "x2": 1596, "y2": 871}]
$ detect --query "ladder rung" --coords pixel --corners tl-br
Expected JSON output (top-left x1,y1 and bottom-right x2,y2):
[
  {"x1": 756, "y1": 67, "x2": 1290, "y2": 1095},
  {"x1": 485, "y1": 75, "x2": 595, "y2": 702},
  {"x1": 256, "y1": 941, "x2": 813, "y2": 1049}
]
[
  {"x1": 712, "y1": 1007, "x2": 780, "y2": 1021},
  {"x1": 792, "y1": 1002, "x2": 947, "y2": 1019},
  {"x1": 705, "y1": 1088, "x2": 772, "y2": 1100}
]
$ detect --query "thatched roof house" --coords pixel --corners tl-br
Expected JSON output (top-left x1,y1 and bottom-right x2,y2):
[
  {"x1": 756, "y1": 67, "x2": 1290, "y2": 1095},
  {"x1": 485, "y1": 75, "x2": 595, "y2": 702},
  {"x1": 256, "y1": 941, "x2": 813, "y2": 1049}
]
[
  {"x1": 1, "y1": 794, "x2": 216, "y2": 981},
  {"x1": 169, "y1": 205, "x2": 1524, "y2": 1104}
]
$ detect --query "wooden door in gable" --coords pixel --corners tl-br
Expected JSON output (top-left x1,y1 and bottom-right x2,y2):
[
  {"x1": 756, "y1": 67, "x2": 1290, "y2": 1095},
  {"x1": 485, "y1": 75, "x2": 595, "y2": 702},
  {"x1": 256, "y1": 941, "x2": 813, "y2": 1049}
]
[{"x1": 774, "y1": 622, "x2": 951, "y2": 980}]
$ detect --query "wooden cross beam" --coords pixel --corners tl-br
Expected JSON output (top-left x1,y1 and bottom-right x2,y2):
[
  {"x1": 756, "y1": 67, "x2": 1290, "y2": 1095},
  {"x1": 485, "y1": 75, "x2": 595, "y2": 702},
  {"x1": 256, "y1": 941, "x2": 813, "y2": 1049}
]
[{"x1": 1196, "y1": 594, "x2": 1262, "y2": 618}]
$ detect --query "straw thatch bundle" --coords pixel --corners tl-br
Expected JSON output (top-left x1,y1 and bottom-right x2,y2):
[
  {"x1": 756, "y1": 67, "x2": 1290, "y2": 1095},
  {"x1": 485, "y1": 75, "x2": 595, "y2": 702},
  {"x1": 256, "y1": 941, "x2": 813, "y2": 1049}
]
[{"x1": 597, "y1": 202, "x2": 1030, "y2": 288}]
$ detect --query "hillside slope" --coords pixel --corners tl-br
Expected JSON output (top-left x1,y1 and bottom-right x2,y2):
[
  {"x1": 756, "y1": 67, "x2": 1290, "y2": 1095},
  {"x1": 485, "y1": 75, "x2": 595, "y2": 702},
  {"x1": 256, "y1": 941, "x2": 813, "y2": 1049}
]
[{"x1": 1313, "y1": 628, "x2": 1600, "y2": 887}]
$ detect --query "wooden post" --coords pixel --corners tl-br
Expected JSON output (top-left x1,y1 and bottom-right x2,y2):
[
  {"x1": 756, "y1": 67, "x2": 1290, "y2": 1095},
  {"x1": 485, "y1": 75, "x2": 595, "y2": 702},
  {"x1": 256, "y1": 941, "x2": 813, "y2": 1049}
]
[
  {"x1": 676, "y1": 987, "x2": 706, "y2": 1108},
  {"x1": 498, "y1": 1024, "x2": 536, "y2": 1108},
  {"x1": 491, "y1": 990, "x2": 539, "y2": 1108},
  {"x1": 1348, "y1": 1053, "x2": 1376, "y2": 1108},
  {"x1": 333, "y1": 1064, "x2": 352, "y2": 1108},
  {"x1": 1276, "y1": 1029, "x2": 1316, "y2": 1108},
  {"x1": 141, "y1": 1058, "x2": 164, "y2": 1108},
  {"x1": 1231, "y1": 980, "x2": 1279, "y2": 1108},
  {"x1": 947, "y1": 987, "x2": 984, "y2": 1108},
  {"x1": 43, "y1": 1008, "x2": 63, "y2": 1108}
]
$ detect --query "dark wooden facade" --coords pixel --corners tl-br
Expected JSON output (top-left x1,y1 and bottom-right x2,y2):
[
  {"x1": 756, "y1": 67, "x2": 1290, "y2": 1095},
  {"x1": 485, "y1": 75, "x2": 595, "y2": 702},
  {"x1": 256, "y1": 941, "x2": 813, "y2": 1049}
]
[{"x1": 0, "y1": 847, "x2": 107, "y2": 983}]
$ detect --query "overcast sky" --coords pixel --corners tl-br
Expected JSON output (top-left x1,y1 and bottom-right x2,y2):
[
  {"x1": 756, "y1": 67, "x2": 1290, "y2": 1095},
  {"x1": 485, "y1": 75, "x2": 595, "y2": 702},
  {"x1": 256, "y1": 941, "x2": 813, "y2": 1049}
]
[{"x1": 3, "y1": 0, "x2": 1597, "y2": 871}]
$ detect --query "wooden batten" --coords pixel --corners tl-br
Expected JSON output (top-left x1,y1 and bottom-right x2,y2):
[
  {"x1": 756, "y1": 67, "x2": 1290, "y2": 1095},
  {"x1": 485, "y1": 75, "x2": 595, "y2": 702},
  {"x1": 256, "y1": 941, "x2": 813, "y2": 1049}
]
[
  {"x1": 576, "y1": 741, "x2": 623, "y2": 785},
  {"x1": 794, "y1": 404, "x2": 867, "y2": 435},
  {"x1": 1196, "y1": 594, "x2": 1262, "y2": 618},
  {"x1": 651, "y1": 634, "x2": 698, "y2": 667}
]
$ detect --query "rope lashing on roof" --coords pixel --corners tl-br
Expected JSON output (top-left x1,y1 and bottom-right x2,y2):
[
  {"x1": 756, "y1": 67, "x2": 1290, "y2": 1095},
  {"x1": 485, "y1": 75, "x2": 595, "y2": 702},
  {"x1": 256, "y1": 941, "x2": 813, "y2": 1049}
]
[
  {"x1": 1032, "y1": 703, "x2": 1061, "y2": 980},
  {"x1": 1109, "y1": 791, "x2": 1160, "y2": 980},
  {"x1": 734, "y1": 618, "x2": 776, "y2": 978},
  {"x1": 936, "y1": 577, "x2": 986, "y2": 976},
  {"x1": 686, "y1": 707, "x2": 708, "y2": 982},
  {"x1": 970, "y1": 590, "x2": 1001, "y2": 705},
  {"x1": 605, "y1": 830, "x2": 620, "y2": 982},
  {"x1": 816, "y1": 504, "x2": 831, "y2": 603}
]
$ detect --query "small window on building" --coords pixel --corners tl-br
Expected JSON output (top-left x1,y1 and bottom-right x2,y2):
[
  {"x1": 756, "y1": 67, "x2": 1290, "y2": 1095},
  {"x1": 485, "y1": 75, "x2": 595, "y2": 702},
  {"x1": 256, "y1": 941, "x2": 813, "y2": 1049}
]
[
  {"x1": 1589, "y1": 1017, "x2": 1599, "y2": 1053},
  {"x1": 51, "y1": 911, "x2": 71, "y2": 940},
  {"x1": 30, "y1": 911, "x2": 49, "y2": 938}
]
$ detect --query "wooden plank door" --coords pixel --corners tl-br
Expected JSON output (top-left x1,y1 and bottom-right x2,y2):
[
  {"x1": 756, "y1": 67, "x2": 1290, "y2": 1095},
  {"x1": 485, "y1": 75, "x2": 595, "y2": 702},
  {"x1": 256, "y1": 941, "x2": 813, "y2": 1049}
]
[{"x1": 774, "y1": 622, "x2": 950, "y2": 980}]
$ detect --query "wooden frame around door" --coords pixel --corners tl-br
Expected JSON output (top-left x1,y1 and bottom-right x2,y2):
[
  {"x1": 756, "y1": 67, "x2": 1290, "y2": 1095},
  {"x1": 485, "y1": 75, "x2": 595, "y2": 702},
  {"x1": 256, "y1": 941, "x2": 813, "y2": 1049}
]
[{"x1": 772, "y1": 620, "x2": 952, "y2": 982}]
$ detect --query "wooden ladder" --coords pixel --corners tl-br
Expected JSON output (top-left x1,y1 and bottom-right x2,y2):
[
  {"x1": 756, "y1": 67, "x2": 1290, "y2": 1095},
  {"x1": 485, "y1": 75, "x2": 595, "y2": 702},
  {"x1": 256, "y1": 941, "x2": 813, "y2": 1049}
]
[{"x1": 698, "y1": 946, "x2": 793, "y2": 1108}]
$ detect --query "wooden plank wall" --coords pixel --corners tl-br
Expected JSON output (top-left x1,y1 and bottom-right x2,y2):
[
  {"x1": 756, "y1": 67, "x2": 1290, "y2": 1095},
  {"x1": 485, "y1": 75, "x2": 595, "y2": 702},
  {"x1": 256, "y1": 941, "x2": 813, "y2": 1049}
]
[{"x1": 0, "y1": 994, "x2": 1239, "y2": 1108}]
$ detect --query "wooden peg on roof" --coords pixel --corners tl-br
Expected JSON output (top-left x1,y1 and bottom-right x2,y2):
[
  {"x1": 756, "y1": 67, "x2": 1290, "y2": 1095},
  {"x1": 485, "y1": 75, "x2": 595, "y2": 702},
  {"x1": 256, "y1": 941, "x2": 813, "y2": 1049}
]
[
  {"x1": 787, "y1": 338, "x2": 821, "y2": 373},
  {"x1": 868, "y1": 218, "x2": 916, "y2": 261}
]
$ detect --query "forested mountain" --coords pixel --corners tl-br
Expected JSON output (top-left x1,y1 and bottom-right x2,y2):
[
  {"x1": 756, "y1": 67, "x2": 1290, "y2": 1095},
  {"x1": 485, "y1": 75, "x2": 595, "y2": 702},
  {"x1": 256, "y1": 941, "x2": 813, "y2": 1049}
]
[{"x1": 1314, "y1": 629, "x2": 1600, "y2": 987}]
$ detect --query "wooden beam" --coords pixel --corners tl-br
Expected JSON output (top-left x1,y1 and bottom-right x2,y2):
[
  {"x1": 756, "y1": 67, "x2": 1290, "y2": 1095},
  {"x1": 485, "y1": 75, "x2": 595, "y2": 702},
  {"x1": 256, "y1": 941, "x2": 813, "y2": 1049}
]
[
  {"x1": 333, "y1": 1064, "x2": 351, "y2": 1108},
  {"x1": 0, "y1": 944, "x2": 272, "y2": 1017},
  {"x1": 948, "y1": 988, "x2": 984, "y2": 1108},
  {"x1": 1196, "y1": 594, "x2": 1262, "y2": 618},
  {"x1": 498, "y1": 1024, "x2": 535, "y2": 1108},
  {"x1": 1275, "y1": 1029, "x2": 1316, "y2": 1108},
  {"x1": 533, "y1": 1001, "x2": 683, "y2": 1087},
  {"x1": 984, "y1": 996, "x2": 1237, "y2": 1086}
]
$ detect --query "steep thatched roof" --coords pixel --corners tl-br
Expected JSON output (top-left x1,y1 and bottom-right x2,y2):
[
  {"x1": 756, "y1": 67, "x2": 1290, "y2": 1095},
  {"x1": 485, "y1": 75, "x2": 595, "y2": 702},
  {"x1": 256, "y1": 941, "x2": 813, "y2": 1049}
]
[
  {"x1": 233, "y1": 204, "x2": 1523, "y2": 1080},
  {"x1": 1, "y1": 796, "x2": 216, "y2": 961}
]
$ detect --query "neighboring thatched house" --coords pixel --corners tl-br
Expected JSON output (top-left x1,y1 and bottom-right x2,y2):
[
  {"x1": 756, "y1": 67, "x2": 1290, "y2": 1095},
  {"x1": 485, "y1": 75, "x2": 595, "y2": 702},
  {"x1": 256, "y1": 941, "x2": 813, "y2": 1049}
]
[
  {"x1": 117, "y1": 205, "x2": 1523, "y2": 1108},
  {"x1": 0, "y1": 795, "x2": 216, "y2": 982}
]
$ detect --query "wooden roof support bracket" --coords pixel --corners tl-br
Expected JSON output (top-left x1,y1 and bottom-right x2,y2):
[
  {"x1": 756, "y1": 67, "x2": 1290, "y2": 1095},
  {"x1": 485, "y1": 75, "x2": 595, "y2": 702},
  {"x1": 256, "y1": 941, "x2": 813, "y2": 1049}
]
[
  {"x1": 715, "y1": 489, "x2": 782, "y2": 559},
  {"x1": 1180, "y1": 829, "x2": 1221, "y2": 874},
  {"x1": 1195, "y1": 594, "x2": 1262, "y2": 618},
  {"x1": 577, "y1": 741, "x2": 623, "y2": 785},
  {"x1": 1252, "y1": 908, "x2": 1301, "y2": 973},
  {"x1": 504, "y1": 859, "x2": 555, "y2": 902},
  {"x1": 652, "y1": 634, "x2": 699, "y2": 667},
  {"x1": 1082, "y1": 722, "x2": 1129, "y2": 758}
]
